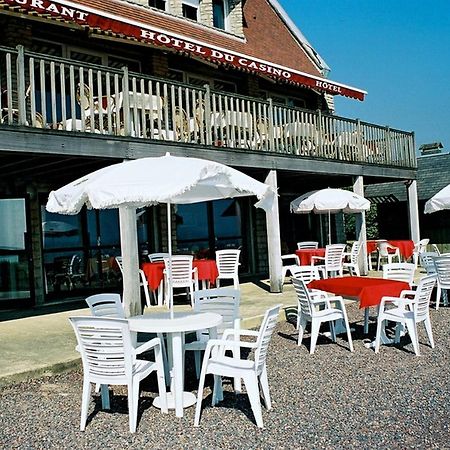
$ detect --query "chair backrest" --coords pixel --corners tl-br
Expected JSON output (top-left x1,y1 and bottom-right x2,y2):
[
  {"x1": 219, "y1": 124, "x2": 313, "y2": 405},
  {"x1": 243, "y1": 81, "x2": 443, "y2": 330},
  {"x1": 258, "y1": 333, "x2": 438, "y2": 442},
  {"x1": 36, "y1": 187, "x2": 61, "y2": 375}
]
[
  {"x1": 431, "y1": 244, "x2": 441, "y2": 256},
  {"x1": 193, "y1": 288, "x2": 240, "y2": 335},
  {"x1": 420, "y1": 252, "x2": 438, "y2": 275},
  {"x1": 163, "y1": 255, "x2": 194, "y2": 286},
  {"x1": 416, "y1": 238, "x2": 430, "y2": 253},
  {"x1": 349, "y1": 241, "x2": 361, "y2": 264},
  {"x1": 297, "y1": 241, "x2": 319, "y2": 250},
  {"x1": 292, "y1": 277, "x2": 314, "y2": 318},
  {"x1": 377, "y1": 241, "x2": 398, "y2": 257},
  {"x1": 68, "y1": 254, "x2": 84, "y2": 276},
  {"x1": 85, "y1": 293, "x2": 125, "y2": 318},
  {"x1": 254, "y1": 304, "x2": 281, "y2": 376},
  {"x1": 382, "y1": 263, "x2": 415, "y2": 287},
  {"x1": 412, "y1": 275, "x2": 437, "y2": 321},
  {"x1": 70, "y1": 316, "x2": 133, "y2": 384},
  {"x1": 433, "y1": 256, "x2": 450, "y2": 288},
  {"x1": 290, "y1": 265, "x2": 320, "y2": 284},
  {"x1": 281, "y1": 253, "x2": 300, "y2": 266},
  {"x1": 216, "y1": 250, "x2": 240, "y2": 276},
  {"x1": 115, "y1": 256, "x2": 124, "y2": 274},
  {"x1": 148, "y1": 252, "x2": 169, "y2": 263},
  {"x1": 324, "y1": 244, "x2": 346, "y2": 270}
]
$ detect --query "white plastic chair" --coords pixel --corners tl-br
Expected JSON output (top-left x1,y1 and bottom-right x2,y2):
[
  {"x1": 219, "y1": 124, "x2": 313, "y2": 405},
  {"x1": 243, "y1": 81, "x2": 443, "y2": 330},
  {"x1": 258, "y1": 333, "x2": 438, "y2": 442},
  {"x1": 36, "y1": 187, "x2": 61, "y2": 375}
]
[
  {"x1": 431, "y1": 244, "x2": 441, "y2": 256},
  {"x1": 292, "y1": 278, "x2": 353, "y2": 354},
  {"x1": 377, "y1": 241, "x2": 401, "y2": 270},
  {"x1": 184, "y1": 288, "x2": 240, "y2": 379},
  {"x1": 289, "y1": 265, "x2": 321, "y2": 284},
  {"x1": 69, "y1": 316, "x2": 168, "y2": 432},
  {"x1": 382, "y1": 263, "x2": 416, "y2": 287},
  {"x1": 215, "y1": 249, "x2": 241, "y2": 290},
  {"x1": 163, "y1": 255, "x2": 198, "y2": 307},
  {"x1": 433, "y1": 256, "x2": 450, "y2": 310},
  {"x1": 194, "y1": 304, "x2": 281, "y2": 428},
  {"x1": 420, "y1": 252, "x2": 438, "y2": 275},
  {"x1": 85, "y1": 293, "x2": 125, "y2": 318},
  {"x1": 148, "y1": 253, "x2": 169, "y2": 306},
  {"x1": 413, "y1": 238, "x2": 429, "y2": 267},
  {"x1": 374, "y1": 274, "x2": 437, "y2": 355},
  {"x1": 343, "y1": 241, "x2": 361, "y2": 276},
  {"x1": 115, "y1": 256, "x2": 151, "y2": 308},
  {"x1": 311, "y1": 244, "x2": 346, "y2": 279},
  {"x1": 281, "y1": 253, "x2": 300, "y2": 284},
  {"x1": 297, "y1": 241, "x2": 319, "y2": 250}
]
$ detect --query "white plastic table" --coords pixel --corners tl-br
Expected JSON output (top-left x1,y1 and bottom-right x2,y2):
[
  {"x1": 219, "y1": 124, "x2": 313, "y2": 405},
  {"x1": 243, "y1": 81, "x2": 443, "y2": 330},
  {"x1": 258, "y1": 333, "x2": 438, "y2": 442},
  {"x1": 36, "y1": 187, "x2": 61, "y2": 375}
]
[{"x1": 128, "y1": 311, "x2": 222, "y2": 418}]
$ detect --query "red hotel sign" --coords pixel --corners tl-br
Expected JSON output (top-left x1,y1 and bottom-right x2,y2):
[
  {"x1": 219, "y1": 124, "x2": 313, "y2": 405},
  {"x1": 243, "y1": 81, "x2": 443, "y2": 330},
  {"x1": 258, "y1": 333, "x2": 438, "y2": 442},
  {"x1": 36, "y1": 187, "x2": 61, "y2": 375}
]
[{"x1": 2, "y1": 0, "x2": 366, "y2": 100}]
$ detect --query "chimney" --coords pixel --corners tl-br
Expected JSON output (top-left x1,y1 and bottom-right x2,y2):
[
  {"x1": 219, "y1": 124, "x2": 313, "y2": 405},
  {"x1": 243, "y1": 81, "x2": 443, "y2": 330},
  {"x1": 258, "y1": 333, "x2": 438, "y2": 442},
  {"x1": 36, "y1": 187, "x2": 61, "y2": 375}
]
[{"x1": 419, "y1": 142, "x2": 443, "y2": 156}]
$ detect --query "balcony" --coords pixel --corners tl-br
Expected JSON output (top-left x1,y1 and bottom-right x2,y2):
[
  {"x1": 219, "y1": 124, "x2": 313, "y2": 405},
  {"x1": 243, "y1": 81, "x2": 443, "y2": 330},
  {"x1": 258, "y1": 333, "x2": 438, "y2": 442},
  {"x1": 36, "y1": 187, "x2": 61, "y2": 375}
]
[{"x1": 0, "y1": 45, "x2": 416, "y2": 169}]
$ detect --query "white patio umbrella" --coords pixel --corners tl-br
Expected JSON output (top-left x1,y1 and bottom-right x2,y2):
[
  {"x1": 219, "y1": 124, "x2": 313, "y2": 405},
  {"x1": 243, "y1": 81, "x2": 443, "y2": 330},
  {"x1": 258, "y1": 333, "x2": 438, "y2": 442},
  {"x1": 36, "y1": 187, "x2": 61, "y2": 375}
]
[
  {"x1": 424, "y1": 184, "x2": 450, "y2": 214},
  {"x1": 290, "y1": 188, "x2": 370, "y2": 244},
  {"x1": 47, "y1": 152, "x2": 275, "y2": 316}
]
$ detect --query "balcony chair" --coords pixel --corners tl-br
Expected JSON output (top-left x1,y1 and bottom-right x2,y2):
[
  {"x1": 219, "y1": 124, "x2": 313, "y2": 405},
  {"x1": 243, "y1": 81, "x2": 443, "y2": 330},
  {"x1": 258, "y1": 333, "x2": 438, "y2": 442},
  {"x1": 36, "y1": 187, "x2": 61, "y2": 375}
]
[
  {"x1": 281, "y1": 253, "x2": 300, "y2": 284},
  {"x1": 311, "y1": 244, "x2": 346, "y2": 279},
  {"x1": 382, "y1": 263, "x2": 416, "y2": 287},
  {"x1": 297, "y1": 241, "x2": 319, "y2": 250},
  {"x1": 292, "y1": 278, "x2": 353, "y2": 354},
  {"x1": 194, "y1": 304, "x2": 281, "y2": 428},
  {"x1": 184, "y1": 288, "x2": 240, "y2": 379},
  {"x1": 163, "y1": 255, "x2": 198, "y2": 307},
  {"x1": 374, "y1": 274, "x2": 437, "y2": 355},
  {"x1": 70, "y1": 316, "x2": 167, "y2": 432},
  {"x1": 377, "y1": 241, "x2": 401, "y2": 270},
  {"x1": 215, "y1": 249, "x2": 241, "y2": 290},
  {"x1": 433, "y1": 256, "x2": 450, "y2": 310},
  {"x1": 115, "y1": 256, "x2": 151, "y2": 308},
  {"x1": 412, "y1": 238, "x2": 430, "y2": 267},
  {"x1": 342, "y1": 241, "x2": 362, "y2": 276}
]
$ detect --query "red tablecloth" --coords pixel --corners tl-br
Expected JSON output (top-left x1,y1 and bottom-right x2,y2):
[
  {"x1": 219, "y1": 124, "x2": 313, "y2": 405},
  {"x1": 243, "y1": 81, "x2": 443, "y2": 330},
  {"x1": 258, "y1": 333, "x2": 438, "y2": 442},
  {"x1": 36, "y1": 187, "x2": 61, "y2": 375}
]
[
  {"x1": 295, "y1": 249, "x2": 326, "y2": 265},
  {"x1": 141, "y1": 259, "x2": 219, "y2": 291},
  {"x1": 308, "y1": 277, "x2": 410, "y2": 309},
  {"x1": 366, "y1": 240, "x2": 379, "y2": 254},
  {"x1": 387, "y1": 240, "x2": 415, "y2": 260}
]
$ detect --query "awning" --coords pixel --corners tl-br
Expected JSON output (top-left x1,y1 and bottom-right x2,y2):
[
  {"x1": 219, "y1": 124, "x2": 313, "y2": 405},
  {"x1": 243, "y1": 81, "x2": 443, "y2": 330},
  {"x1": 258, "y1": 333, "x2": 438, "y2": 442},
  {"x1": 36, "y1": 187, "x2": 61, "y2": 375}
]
[{"x1": 0, "y1": 0, "x2": 367, "y2": 101}]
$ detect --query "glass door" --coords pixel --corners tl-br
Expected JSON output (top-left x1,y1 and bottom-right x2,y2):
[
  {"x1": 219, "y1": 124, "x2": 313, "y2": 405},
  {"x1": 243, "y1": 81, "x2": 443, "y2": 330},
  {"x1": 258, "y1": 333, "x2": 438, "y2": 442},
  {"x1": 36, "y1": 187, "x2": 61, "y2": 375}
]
[{"x1": 0, "y1": 198, "x2": 33, "y2": 307}]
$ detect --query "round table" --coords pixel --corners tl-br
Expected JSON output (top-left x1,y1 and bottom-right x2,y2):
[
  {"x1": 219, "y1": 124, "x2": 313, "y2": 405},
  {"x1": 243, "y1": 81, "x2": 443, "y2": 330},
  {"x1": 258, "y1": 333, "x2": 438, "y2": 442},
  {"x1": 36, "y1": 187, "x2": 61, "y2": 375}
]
[{"x1": 128, "y1": 311, "x2": 222, "y2": 417}]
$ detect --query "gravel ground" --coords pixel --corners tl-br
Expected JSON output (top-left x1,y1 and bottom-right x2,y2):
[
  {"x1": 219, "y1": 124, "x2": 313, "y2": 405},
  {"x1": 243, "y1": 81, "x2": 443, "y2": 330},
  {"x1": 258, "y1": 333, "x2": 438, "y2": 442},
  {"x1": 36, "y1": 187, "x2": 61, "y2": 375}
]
[{"x1": 1, "y1": 302, "x2": 449, "y2": 449}]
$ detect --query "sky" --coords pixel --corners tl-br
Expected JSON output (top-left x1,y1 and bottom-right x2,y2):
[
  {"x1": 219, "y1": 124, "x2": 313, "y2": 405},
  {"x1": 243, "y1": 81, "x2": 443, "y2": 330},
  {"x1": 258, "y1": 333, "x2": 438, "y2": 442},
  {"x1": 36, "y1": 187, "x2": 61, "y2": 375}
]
[{"x1": 279, "y1": 0, "x2": 450, "y2": 152}]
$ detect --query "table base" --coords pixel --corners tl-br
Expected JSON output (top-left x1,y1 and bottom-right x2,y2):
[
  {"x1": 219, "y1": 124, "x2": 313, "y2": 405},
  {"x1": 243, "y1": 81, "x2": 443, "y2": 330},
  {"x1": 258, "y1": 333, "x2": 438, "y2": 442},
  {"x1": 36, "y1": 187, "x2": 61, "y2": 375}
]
[{"x1": 153, "y1": 392, "x2": 197, "y2": 413}]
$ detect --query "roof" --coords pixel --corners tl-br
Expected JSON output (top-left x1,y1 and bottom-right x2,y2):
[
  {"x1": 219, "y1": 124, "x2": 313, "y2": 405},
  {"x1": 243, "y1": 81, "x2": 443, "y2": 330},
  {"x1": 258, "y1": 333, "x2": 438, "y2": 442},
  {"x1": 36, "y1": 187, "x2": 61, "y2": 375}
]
[
  {"x1": 0, "y1": 0, "x2": 366, "y2": 100},
  {"x1": 365, "y1": 152, "x2": 450, "y2": 202}
]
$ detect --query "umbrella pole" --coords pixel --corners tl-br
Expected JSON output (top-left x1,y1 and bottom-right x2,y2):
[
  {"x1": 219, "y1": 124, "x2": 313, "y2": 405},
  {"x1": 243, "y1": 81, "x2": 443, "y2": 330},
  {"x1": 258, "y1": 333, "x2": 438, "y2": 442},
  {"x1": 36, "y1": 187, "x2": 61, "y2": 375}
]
[
  {"x1": 167, "y1": 202, "x2": 174, "y2": 318},
  {"x1": 328, "y1": 210, "x2": 331, "y2": 245}
]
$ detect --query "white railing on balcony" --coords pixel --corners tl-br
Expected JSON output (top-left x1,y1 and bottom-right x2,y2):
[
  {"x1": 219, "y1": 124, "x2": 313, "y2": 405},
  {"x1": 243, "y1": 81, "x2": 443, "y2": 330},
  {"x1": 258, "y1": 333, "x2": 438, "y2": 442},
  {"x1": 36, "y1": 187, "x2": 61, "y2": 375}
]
[{"x1": 0, "y1": 45, "x2": 416, "y2": 168}]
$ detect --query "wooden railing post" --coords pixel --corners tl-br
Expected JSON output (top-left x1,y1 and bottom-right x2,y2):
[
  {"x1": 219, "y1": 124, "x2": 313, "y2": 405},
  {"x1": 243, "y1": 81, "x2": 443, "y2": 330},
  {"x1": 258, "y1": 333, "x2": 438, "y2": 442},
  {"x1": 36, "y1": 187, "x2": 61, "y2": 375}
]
[
  {"x1": 16, "y1": 45, "x2": 27, "y2": 126},
  {"x1": 122, "y1": 66, "x2": 131, "y2": 136},
  {"x1": 268, "y1": 98, "x2": 275, "y2": 151},
  {"x1": 385, "y1": 126, "x2": 391, "y2": 164},
  {"x1": 317, "y1": 109, "x2": 322, "y2": 156},
  {"x1": 356, "y1": 119, "x2": 362, "y2": 161},
  {"x1": 204, "y1": 84, "x2": 212, "y2": 146}
]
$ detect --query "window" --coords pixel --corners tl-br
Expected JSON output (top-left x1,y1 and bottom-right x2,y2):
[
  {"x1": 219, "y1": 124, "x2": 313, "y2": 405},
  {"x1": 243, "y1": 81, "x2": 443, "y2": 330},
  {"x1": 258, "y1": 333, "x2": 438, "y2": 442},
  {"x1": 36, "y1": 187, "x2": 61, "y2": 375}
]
[
  {"x1": 182, "y1": 0, "x2": 199, "y2": 21},
  {"x1": 213, "y1": 0, "x2": 226, "y2": 30},
  {"x1": 148, "y1": 0, "x2": 166, "y2": 10}
]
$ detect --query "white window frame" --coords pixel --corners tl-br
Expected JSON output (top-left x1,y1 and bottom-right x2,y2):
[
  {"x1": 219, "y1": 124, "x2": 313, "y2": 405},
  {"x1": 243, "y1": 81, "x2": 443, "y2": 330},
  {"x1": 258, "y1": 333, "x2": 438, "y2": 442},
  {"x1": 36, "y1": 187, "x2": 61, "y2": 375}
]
[{"x1": 212, "y1": 0, "x2": 229, "y2": 31}]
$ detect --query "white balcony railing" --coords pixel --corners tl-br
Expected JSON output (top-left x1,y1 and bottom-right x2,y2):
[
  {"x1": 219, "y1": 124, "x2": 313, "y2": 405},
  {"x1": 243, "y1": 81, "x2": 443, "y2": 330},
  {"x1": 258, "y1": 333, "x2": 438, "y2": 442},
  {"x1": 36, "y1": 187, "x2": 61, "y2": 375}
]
[{"x1": 0, "y1": 45, "x2": 416, "y2": 168}]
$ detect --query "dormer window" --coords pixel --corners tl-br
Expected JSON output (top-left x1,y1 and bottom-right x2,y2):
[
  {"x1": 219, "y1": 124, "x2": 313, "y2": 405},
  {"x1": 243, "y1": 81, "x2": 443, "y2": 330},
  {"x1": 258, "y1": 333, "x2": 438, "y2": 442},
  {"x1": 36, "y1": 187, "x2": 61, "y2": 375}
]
[
  {"x1": 148, "y1": 0, "x2": 166, "y2": 10},
  {"x1": 182, "y1": 0, "x2": 199, "y2": 21},
  {"x1": 213, "y1": 0, "x2": 227, "y2": 30}
]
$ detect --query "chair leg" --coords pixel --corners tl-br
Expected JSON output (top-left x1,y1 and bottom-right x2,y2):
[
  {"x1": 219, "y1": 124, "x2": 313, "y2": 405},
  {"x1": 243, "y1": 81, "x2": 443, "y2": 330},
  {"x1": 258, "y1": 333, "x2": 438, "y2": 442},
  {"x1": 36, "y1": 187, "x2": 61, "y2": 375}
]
[
  {"x1": 436, "y1": 285, "x2": 441, "y2": 310},
  {"x1": 329, "y1": 320, "x2": 336, "y2": 342},
  {"x1": 374, "y1": 316, "x2": 384, "y2": 354},
  {"x1": 297, "y1": 315, "x2": 307, "y2": 347},
  {"x1": 342, "y1": 311, "x2": 354, "y2": 352},
  {"x1": 140, "y1": 271, "x2": 151, "y2": 308},
  {"x1": 424, "y1": 317, "x2": 435, "y2": 348},
  {"x1": 80, "y1": 379, "x2": 91, "y2": 431},
  {"x1": 243, "y1": 372, "x2": 264, "y2": 428},
  {"x1": 405, "y1": 319, "x2": 420, "y2": 356},
  {"x1": 258, "y1": 364, "x2": 272, "y2": 410},
  {"x1": 129, "y1": 382, "x2": 138, "y2": 433},
  {"x1": 194, "y1": 363, "x2": 208, "y2": 427},
  {"x1": 310, "y1": 319, "x2": 321, "y2": 354},
  {"x1": 194, "y1": 350, "x2": 201, "y2": 379}
]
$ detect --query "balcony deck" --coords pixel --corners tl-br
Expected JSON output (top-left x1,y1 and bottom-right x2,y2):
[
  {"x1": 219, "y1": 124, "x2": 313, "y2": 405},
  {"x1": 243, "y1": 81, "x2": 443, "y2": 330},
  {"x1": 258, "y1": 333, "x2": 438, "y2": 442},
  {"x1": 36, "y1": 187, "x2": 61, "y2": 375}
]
[{"x1": 0, "y1": 45, "x2": 416, "y2": 174}]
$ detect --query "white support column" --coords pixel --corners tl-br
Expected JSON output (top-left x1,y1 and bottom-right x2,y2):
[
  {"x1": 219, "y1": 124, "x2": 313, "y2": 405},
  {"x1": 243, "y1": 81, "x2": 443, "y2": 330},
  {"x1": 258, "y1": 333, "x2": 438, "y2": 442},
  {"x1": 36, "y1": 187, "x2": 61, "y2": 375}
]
[
  {"x1": 264, "y1": 170, "x2": 282, "y2": 293},
  {"x1": 353, "y1": 176, "x2": 368, "y2": 275},
  {"x1": 119, "y1": 206, "x2": 141, "y2": 317},
  {"x1": 407, "y1": 180, "x2": 420, "y2": 243}
]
